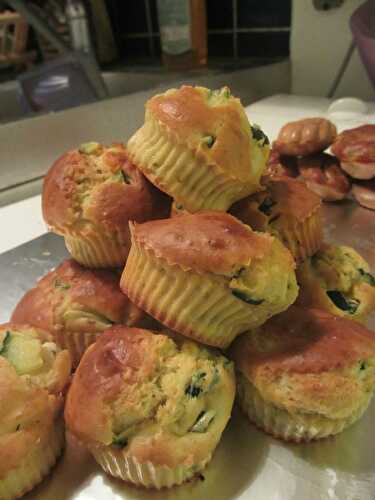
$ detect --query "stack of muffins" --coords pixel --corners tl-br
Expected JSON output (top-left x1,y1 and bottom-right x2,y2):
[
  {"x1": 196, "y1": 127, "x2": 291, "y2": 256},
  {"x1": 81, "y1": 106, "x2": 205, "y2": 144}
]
[{"x1": 2, "y1": 85, "x2": 375, "y2": 497}]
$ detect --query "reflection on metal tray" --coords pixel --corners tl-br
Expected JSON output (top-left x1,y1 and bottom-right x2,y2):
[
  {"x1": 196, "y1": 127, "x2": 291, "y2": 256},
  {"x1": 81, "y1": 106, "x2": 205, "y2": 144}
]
[{"x1": 0, "y1": 202, "x2": 374, "y2": 500}]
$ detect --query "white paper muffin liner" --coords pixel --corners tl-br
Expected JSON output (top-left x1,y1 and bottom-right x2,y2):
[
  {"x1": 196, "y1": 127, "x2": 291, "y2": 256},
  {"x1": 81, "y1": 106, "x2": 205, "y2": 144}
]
[
  {"x1": 65, "y1": 232, "x2": 128, "y2": 268},
  {"x1": 237, "y1": 372, "x2": 372, "y2": 442},
  {"x1": 91, "y1": 446, "x2": 211, "y2": 489},
  {"x1": 62, "y1": 330, "x2": 101, "y2": 368}
]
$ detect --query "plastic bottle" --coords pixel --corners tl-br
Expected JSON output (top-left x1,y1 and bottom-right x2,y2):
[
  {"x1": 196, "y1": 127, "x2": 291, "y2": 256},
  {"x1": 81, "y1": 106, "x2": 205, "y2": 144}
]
[
  {"x1": 157, "y1": 0, "x2": 207, "y2": 70},
  {"x1": 65, "y1": 0, "x2": 91, "y2": 53}
]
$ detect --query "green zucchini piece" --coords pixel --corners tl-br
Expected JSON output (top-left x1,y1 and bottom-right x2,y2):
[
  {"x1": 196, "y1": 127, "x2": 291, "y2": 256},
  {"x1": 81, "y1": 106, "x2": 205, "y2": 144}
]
[
  {"x1": 251, "y1": 124, "x2": 270, "y2": 146},
  {"x1": 0, "y1": 331, "x2": 11, "y2": 354},
  {"x1": 185, "y1": 372, "x2": 206, "y2": 398},
  {"x1": 326, "y1": 290, "x2": 360, "y2": 315},
  {"x1": 232, "y1": 290, "x2": 264, "y2": 305},
  {"x1": 258, "y1": 197, "x2": 276, "y2": 216},
  {"x1": 54, "y1": 279, "x2": 71, "y2": 290},
  {"x1": 191, "y1": 410, "x2": 216, "y2": 433},
  {"x1": 112, "y1": 170, "x2": 131, "y2": 184},
  {"x1": 62, "y1": 310, "x2": 113, "y2": 331},
  {"x1": 112, "y1": 435, "x2": 128, "y2": 448},
  {"x1": 3, "y1": 334, "x2": 44, "y2": 375},
  {"x1": 79, "y1": 142, "x2": 101, "y2": 155},
  {"x1": 202, "y1": 135, "x2": 215, "y2": 148},
  {"x1": 359, "y1": 269, "x2": 375, "y2": 286}
]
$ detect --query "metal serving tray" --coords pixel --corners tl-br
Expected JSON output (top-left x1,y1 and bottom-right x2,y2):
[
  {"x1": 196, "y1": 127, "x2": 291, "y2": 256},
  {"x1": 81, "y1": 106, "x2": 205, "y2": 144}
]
[{"x1": 0, "y1": 202, "x2": 374, "y2": 500}]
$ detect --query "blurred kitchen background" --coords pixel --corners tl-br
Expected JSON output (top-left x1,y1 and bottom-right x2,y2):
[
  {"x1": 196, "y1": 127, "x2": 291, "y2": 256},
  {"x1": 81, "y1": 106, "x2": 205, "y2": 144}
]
[
  {"x1": 0, "y1": 0, "x2": 374, "y2": 207},
  {"x1": 0, "y1": 0, "x2": 373, "y2": 125}
]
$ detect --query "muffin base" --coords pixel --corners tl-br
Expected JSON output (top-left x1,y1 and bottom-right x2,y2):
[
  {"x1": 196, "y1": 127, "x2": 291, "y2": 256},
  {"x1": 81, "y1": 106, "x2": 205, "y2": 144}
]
[
  {"x1": 62, "y1": 330, "x2": 101, "y2": 368},
  {"x1": 127, "y1": 117, "x2": 259, "y2": 213},
  {"x1": 91, "y1": 446, "x2": 210, "y2": 489},
  {"x1": 122, "y1": 241, "x2": 292, "y2": 348},
  {"x1": 65, "y1": 232, "x2": 128, "y2": 268},
  {"x1": 272, "y1": 211, "x2": 322, "y2": 264},
  {"x1": 0, "y1": 418, "x2": 65, "y2": 500},
  {"x1": 237, "y1": 373, "x2": 372, "y2": 442}
]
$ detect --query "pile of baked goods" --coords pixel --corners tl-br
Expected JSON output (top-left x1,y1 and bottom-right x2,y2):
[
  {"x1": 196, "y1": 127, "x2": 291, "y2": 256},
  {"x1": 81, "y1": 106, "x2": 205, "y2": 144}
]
[
  {"x1": 268, "y1": 118, "x2": 375, "y2": 210},
  {"x1": 1, "y1": 85, "x2": 375, "y2": 497}
]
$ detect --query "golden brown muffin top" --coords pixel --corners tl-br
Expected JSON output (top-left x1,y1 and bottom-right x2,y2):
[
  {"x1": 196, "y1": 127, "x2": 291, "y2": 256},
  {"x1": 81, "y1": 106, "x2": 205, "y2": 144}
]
[
  {"x1": 130, "y1": 211, "x2": 274, "y2": 276},
  {"x1": 266, "y1": 178, "x2": 321, "y2": 220},
  {"x1": 231, "y1": 178, "x2": 321, "y2": 230},
  {"x1": 0, "y1": 323, "x2": 71, "y2": 477},
  {"x1": 42, "y1": 142, "x2": 169, "y2": 236},
  {"x1": 11, "y1": 259, "x2": 144, "y2": 339},
  {"x1": 231, "y1": 307, "x2": 375, "y2": 377},
  {"x1": 331, "y1": 124, "x2": 375, "y2": 163},
  {"x1": 65, "y1": 326, "x2": 235, "y2": 467},
  {"x1": 273, "y1": 118, "x2": 337, "y2": 157},
  {"x1": 147, "y1": 86, "x2": 259, "y2": 182}
]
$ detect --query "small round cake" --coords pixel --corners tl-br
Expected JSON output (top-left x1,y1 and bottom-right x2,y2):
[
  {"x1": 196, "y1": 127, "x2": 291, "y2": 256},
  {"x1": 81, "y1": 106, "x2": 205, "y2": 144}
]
[
  {"x1": 11, "y1": 259, "x2": 154, "y2": 367},
  {"x1": 0, "y1": 323, "x2": 71, "y2": 498},
  {"x1": 121, "y1": 212, "x2": 298, "y2": 348},
  {"x1": 127, "y1": 86, "x2": 269, "y2": 212},
  {"x1": 352, "y1": 179, "x2": 375, "y2": 211},
  {"x1": 297, "y1": 153, "x2": 351, "y2": 201},
  {"x1": 296, "y1": 244, "x2": 375, "y2": 322},
  {"x1": 230, "y1": 307, "x2": 375, "y2": 442},
  {"x1": 64, "y1": 326, "x2": 235, "y2": 489},
  {"x1": 331, "y1": 124, "x2": 375, "y2": 180},
  {"x1": 42, "y1": 142, "x2": 170, "y2": 268},
  {"x1": 273, "y1": 118, "x2": 337, "y2": 157},
  {"x1": 263, "y1": 149, "x2": 298, "y2": 181},
  {"x1": 230, "y1": 178, "x2": 323, "y2": 263}
]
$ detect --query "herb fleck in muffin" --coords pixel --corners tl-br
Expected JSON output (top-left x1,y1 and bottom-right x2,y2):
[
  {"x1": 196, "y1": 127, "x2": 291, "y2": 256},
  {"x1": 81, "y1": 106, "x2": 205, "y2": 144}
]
[
  {"x1": 230, "y1": 178, "x2": 323, "y2": 263},
  {"x1": 296, "y1": 245, "x2": 375, "y2": 322},
  {"x1": 42, "y1": 142, "x2": 170, "y2": 268},
  {"x1": 121, "y1": 212, "x2": 298, "y2": 348},
  {"x1": 0, "y1": 323, "x2": 71, "y2": 499},
  {"x1": 127, "y1": 86, "x2": 269, "y2": 212},
  {"x1": 230, "y1": 307, "x2": 375, "y2": 442},
  {"x1": 11, "y1": 259, "x2": 155, "y2": 367},
  {"x1": 64, "y1": 326, "x2": 235, "y2": 489}
]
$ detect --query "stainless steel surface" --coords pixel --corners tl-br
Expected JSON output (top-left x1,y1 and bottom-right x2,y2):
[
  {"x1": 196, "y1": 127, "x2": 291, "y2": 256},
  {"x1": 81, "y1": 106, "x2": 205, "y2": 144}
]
[{"x1": 0, "y1": 202, "x2": 374, "y2": 500}]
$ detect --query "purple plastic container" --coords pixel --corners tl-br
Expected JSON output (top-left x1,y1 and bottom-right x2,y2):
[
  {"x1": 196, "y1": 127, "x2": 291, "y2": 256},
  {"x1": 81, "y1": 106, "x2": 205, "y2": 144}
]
[{"x1": 350, "y1": 0, "x2": 375, "y2": 89}]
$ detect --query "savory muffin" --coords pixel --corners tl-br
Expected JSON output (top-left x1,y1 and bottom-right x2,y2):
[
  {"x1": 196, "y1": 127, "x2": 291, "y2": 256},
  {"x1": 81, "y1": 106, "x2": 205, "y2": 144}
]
[
  {"x1": 64, "y1": 326, "x2": 235, "y2": 489},
  {"x1": 11, "y1": 259, "x2": 154, "y2": 367},
  {"x1": 273, "y1": 118, "x2": 337, "y2": 157},
  {"x1": 297, "y1": 153, "x2": 351, "y2": 201},
  {"x1": 0, "y1": 323, "x2": 71, "y2": 498},
  {"x1": 121, "y1": 212, "x2": 298, "y2": 348},
  {"x1": 296, "y1": 244, "x2": 375, "y2": 322},
  {"x1": 42, "y1": 142, "x2": 170, "y2": 268},
  {"x1": 331, "y1": 124, "x2": 375, "y2": 180},
  {"x1": 230, "y1": 307, "x2": 375, "y2": 442},
  {"x1": 127, "y1": 85, "x2": 269, "y2": 212},
  {"x1": 230, "y1": 178, "x2": 323, "y2": 263}
]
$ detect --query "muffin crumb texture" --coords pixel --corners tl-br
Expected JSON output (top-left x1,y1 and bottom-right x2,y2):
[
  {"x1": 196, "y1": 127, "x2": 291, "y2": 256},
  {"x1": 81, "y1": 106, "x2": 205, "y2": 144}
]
[{"x1": 65, "y1": 327, "x2": 235, "y2": 488}]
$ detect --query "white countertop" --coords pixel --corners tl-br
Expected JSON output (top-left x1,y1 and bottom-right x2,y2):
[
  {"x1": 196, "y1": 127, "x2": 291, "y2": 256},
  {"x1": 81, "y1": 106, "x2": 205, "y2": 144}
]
[{"x1": 1, "y1": 94, "x2": 374, "y2": 255}]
